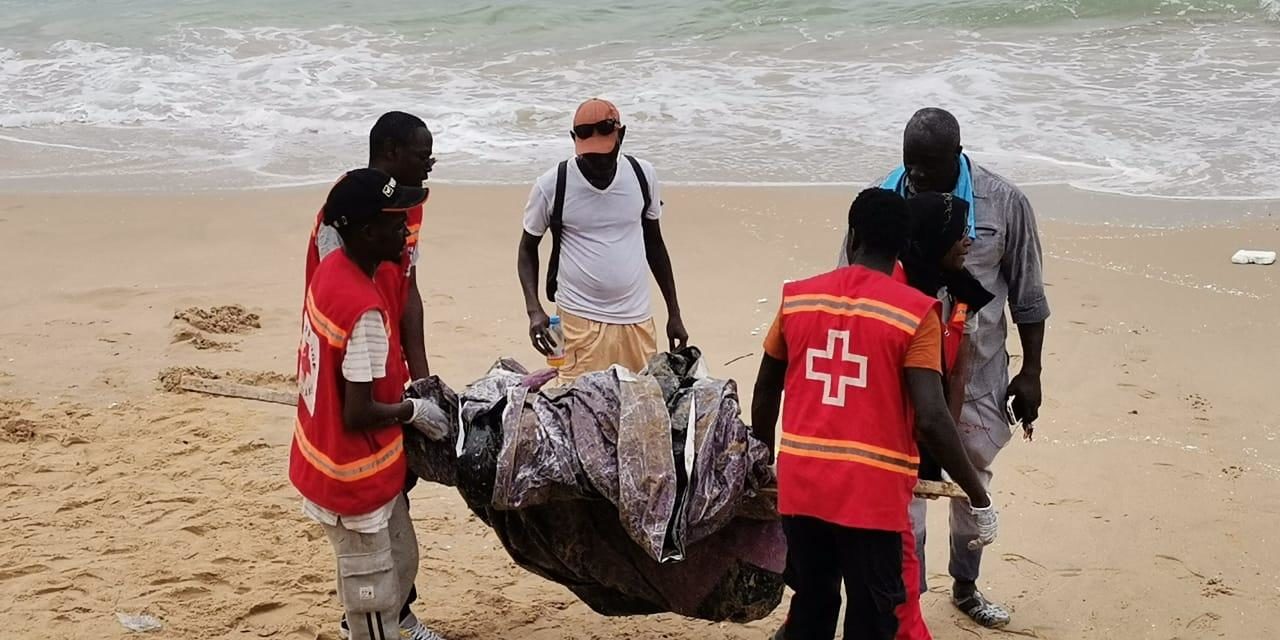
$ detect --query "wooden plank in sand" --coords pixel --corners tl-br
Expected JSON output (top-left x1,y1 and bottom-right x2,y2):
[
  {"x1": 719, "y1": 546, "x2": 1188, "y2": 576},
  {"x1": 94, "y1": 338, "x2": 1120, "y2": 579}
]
[{"x1": 179, "y1": 377, "x2": 297, "y2": 407}]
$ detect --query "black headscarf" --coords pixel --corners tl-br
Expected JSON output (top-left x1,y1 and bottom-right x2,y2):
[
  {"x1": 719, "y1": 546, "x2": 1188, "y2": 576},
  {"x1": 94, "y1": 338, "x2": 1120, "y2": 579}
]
[{"x1": 903, "y1": 192, "x2": 994, "y2": 312}]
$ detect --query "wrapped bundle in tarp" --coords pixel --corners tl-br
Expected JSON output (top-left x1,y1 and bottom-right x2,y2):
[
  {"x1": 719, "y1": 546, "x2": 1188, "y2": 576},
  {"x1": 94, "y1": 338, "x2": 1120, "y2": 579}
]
[{"x1": 404, "y1": 350, "x2": 785, "y2": 622}]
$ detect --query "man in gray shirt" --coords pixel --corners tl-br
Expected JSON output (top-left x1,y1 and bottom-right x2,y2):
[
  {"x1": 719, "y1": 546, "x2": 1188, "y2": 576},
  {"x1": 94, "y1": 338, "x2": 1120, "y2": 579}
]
[{"x1": 839, "y1": 108, "x2": 1049, "y2": 629}]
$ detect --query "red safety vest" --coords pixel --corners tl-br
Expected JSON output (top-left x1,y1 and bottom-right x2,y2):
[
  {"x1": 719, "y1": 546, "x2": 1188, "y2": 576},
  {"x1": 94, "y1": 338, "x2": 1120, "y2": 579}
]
[
  {"x1": 290, "y1": 250, "x2": 408, "y2": 515},
  {"x1": 776, "y1": 265, "x2": 940, "y2": 532},
  {"x1": 304, "y1": 197, "x2": 425, "y2": 386}
]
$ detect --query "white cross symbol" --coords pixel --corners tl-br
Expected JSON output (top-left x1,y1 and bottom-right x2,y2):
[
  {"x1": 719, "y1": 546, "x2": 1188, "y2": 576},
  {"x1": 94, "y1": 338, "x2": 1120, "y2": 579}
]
[{"x1": 805, "y1": 329, "x2": 868, "y2": 407}]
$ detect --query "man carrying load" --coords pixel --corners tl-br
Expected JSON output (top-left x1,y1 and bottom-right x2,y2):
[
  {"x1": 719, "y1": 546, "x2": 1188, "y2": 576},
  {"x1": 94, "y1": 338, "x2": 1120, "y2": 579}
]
[{"x1": 752, "y1": 188, "x2": 998, "y2": 640}]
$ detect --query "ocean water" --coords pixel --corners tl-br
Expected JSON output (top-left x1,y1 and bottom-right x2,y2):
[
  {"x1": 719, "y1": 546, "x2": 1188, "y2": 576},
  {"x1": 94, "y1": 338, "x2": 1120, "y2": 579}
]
[{"x1": 1, "y1": 0, "x2": 1277, "y2": 197}]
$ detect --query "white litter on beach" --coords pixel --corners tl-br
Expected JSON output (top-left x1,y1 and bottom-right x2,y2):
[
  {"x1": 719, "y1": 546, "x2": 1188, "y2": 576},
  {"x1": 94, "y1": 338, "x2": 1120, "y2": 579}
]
[
  {"x1": 1231, "y1": 250, "x2": 1276, "y2": 265},
  {"x1": 117, "y1": 613, "x2": 163, "y2": 633}
]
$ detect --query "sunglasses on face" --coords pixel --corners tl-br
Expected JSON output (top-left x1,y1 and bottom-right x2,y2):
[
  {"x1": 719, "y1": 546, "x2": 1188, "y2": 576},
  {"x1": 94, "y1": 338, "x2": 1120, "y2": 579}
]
[{"x1": 573, "y1": 119, "x2": 619, "y2": 139}]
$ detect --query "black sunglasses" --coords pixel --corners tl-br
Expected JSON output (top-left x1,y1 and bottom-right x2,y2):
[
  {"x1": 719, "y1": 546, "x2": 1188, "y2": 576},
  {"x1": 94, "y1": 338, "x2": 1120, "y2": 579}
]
[{"x1": 573, "y1": 119, "x2": 620, "y2": 139}]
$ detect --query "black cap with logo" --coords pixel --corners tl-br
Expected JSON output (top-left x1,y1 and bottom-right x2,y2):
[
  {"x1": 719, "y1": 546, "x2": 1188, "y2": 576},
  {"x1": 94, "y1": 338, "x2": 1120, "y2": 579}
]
[{"x1": 323, "y1": 168, "x2": 428, "y2": 229}]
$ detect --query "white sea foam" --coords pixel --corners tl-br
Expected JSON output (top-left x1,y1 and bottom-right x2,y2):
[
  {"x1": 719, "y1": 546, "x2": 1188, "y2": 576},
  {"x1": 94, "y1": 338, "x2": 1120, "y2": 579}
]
[{"x1": 0, "y1": 1, "x2": 1277, "y2": 202}]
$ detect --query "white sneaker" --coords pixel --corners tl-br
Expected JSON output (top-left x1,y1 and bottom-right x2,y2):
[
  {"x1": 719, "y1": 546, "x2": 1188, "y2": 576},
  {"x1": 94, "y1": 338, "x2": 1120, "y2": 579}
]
[
  {"x1": 341, "y1": 612, "x2": 445, "y2": 640},
  {"x1": 400, "y1": 619, "x2": 447, "y2": 640}
]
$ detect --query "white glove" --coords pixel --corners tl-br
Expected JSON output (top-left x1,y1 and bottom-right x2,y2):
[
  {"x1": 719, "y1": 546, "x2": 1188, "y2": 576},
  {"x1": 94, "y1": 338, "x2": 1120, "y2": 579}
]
[
  {"x1": 967, "y1": 496, "x2": 998, "y2": 550},
  {"x1": 407, "y1": 398, "x2": 448, "y2": 442}
]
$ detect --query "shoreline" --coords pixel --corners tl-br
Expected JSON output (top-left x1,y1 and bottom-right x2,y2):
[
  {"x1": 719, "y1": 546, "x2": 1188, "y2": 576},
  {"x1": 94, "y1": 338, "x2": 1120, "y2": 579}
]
[{"x1": 1, "y1": 181, "x2": 1276, "y2": 226}]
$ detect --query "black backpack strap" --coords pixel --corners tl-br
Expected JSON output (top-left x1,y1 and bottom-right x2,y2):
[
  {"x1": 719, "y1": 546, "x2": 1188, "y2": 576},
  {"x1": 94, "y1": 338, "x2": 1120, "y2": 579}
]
[
  {"x1": 545, "y1": 160, "x2": 569, "y2": 303},
  {"x1": 625, "y1": 155, "x2": 652, "y2": 219}
]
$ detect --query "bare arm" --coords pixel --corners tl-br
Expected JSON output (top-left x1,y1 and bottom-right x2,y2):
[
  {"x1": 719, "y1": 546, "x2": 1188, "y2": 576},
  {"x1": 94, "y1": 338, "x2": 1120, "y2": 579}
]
[
  {"x1": 1002, "y1": 191, "x2": 1049, "y2": 424},
  {"x1": 402, "y1": 268, "x2": 430, "y2": 380},
  {"x1": 518, "y1": 231, "x2": 554, "y2": 355},
  {"x1": 906, "y1": 367, "x2": 990, "y2": 507},
  {"x1": 342, "y1": 380, "x2": 414, "y2": 431},
  {"x1": 750, "y1": 353, "x2": 787, "y2": 461},
  {"x1": 642, "y1": 218, "x2": 688, "y2": 350}
]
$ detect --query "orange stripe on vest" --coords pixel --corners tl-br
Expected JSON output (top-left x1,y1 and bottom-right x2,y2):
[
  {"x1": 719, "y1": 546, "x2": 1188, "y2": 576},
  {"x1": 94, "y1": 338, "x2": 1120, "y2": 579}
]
[
  {"x1": 305, "y1": 290, "x2": 348, "y2": 348},
  {"x1": 779, "y1": 435, "x2": 919, "y2": 476},
  {"x1": 781, "y1": 294, "x2": 922, "y2": 335},
  {"x1": 293, "y1": 420, "x2": 404, "y2": 482},
  {"x1": 781, "y1": 431, "x2": 920, "y2": 464}
]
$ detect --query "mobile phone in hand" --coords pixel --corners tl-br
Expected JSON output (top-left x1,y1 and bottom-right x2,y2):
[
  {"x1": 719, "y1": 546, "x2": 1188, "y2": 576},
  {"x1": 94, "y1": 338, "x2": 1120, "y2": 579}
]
[{"x1": 1007, "y1": 394, "x2": 1034, "y2": 441}]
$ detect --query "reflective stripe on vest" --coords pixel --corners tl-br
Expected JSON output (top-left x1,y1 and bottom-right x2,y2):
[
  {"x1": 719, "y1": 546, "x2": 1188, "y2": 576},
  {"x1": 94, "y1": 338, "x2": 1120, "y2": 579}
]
[
  {"x1": 782, "y1": 294, "x2": 923, "y2": 336},
  {"x1": 293, "y1": 419, "x2": 404, "y2": 482},
  {"x1": 779, "y1": 432, "x2": 920, "y2": 476},
  {"x1": 305, "y1": 290, "x2": 348, "y2": 348}
]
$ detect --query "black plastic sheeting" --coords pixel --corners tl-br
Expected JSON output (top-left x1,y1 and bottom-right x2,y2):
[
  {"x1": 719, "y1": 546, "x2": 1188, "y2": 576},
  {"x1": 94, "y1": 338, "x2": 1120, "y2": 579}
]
[{"x1": 404, "y1": 350, "x2": 784, "y2": 622}]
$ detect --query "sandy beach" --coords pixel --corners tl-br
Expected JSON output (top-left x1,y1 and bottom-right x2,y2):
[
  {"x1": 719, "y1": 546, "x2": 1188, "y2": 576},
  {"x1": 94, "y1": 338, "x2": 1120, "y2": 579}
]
[{"x1": 1, "y1": 183, "x2": 1279, "y2": 639}]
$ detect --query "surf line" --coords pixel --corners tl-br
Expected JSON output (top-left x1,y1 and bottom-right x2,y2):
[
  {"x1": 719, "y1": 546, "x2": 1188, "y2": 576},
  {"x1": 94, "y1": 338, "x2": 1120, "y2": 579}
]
[{"x1": 0, "y1": 133, "x2": 130, "y2": 154}]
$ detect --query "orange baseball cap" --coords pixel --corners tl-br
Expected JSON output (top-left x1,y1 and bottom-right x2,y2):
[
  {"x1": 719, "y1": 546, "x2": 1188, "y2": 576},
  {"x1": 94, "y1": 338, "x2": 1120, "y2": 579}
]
[{"x1": 572, "y1": 98, "x2": 622, "y2": 156}]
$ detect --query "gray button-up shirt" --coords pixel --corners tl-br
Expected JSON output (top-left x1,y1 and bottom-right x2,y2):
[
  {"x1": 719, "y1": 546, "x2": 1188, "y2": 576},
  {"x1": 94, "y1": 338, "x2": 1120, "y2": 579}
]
[{"x1": 838, "y1": 162, "x2": 1050, "y2": 401}]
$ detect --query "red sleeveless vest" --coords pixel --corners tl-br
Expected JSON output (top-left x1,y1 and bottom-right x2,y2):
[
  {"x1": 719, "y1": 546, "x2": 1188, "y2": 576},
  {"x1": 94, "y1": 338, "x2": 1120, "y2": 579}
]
[
  {"x1": 290, "y1": 250, "x2": 408, "y2": 515},
  {"x1": 305, "y1": 198, "x2": 425, "y2": 386},
  {"x1": 776, "y1": 265, "x2": 940, "y2": 532}
]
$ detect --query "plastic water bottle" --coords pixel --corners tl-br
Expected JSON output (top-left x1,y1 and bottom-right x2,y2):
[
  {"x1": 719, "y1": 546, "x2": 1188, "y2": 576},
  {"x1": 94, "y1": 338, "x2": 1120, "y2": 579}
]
[{"x1": 546, "y1": 315, "x2": 566, "y2": 369}]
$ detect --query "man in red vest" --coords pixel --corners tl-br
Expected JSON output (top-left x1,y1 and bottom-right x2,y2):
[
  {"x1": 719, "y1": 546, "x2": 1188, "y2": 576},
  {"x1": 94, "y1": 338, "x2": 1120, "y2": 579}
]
[
  {"x1": 306, "y1": 112, "x2": 434, "y2": 384},
  {"x1": 292, "y1": 168, "x2": 449, "y2": 640},
  {"x1": 303, "y1": 112, "x2": 440, "y2": 640},
  {"x1": 752, "y1": 188, "x2": 998, "y2": 640}
]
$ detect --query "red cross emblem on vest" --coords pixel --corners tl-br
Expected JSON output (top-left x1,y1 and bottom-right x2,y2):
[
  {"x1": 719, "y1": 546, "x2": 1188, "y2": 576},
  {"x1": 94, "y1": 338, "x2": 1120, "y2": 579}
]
[{"x1": 805, "y1": 329, "x2": 868, "y2": 407}]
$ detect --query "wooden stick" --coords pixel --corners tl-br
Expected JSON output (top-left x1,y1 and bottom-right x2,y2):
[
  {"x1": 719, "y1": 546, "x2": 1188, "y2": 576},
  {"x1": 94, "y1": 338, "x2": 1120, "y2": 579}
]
[
  {"x1": 174, "y1": 377, "x2": 972, "y2": 503},
  {"x1": 913, "y1": 479, "x2": 969, "y2": 500},
  {"x1": 738, "y1": 479, "x2": 970, "y2": 520},
  {"x1": 179, "y1": 377, "x2": 297, "y2": 407}
]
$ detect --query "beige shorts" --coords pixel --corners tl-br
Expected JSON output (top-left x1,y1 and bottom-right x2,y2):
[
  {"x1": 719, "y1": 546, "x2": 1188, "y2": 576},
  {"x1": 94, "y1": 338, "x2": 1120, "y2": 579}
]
[{"x1": 557, "y1": 309, "x2": 658, "y2": 384}]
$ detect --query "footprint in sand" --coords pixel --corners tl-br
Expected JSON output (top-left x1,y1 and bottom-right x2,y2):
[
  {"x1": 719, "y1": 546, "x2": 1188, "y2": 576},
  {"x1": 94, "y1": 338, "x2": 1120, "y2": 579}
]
[
  {"x1": 236, "y1": 601, "x2": 303, "y2": 634},
  {"x1": 0, "y1": 563, "x2": 50, "y2": 581},
  {"x1": 1184, "y1": 394, "x2": 1212, "y2": 412},
  {"x1": 164, "y1": 584, "x2": 213, "y2": 601},
  {"x1": 1015, "y1": 464, "x2": 1057, "y2": 490},
  {"x1": 1185, "y1": 611, "x2": 1222, "y2": 633},
  {"x1": 1202, "y1": 577, "x2": 1236, "y2": 598},
  {"x1": 1118, "y1": 382, "x2": 1158, "y2": 400},
  {"x1": 170, "y1": 327, "x2": 237, "y2": 352},
  {"x1": 180, "y1": 524, "x2": 210, "y2": 537}
]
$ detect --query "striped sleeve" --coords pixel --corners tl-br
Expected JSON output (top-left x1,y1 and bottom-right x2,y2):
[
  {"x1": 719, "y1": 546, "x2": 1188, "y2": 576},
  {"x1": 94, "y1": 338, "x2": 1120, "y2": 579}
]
[
  {"x1": 342, "y1": 310, "x2": 389, "y2": 383},
  {"x1": 315, "y1": 223, "x2": 344, "y2": 260}
]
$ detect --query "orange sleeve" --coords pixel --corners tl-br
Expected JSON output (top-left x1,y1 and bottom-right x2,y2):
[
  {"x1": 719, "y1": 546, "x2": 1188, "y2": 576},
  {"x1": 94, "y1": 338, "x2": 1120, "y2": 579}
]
[
  {"x1": 904, "y1": 309, "x2": 943, "y2": 372},
  {"x1": 762, "y1": 306, "x2": 787, "y2": 360}
]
